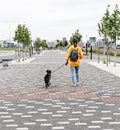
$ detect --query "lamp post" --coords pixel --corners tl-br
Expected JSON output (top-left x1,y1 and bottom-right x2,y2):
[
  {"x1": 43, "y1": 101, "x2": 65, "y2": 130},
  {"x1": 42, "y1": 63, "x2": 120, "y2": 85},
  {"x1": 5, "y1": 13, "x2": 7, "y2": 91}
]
[
  {"x1": 8, "y1": 23, "x2": 11, "y2": 42},
  {"x1": 2, "y1": 20, "x2": 16, "y2": 42},
  {"x1": 86, "y1": 35, "x2": 88, "y2": 55}
]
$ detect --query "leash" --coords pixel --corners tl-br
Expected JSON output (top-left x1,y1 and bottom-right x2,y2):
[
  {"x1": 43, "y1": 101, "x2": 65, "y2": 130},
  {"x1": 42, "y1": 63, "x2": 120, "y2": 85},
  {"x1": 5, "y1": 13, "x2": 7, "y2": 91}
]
[{"x1": 52, "y1": 63, "x2": 65, "y2": 73}]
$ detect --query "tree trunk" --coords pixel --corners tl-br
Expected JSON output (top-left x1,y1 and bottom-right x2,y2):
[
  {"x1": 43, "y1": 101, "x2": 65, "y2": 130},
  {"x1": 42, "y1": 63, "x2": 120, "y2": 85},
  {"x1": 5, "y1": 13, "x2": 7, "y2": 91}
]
[
  {"x1": 103, "y1": 41, "x2": 106, "y2": 60},
  {"x1": 106, "y1": 48, "x2": 108, "y2": 66},
  {"x1": 108, "y1": 49, "x2": 111, "y2": 64},
  {"x1": 105, "y1": 38, "x2": 108, "y2": 66},
  {"x1": 98, "y1": 42, "x2": 100, "y2": 63},
  {"x1": 114, "y1": 41, "x2": 117, "y2": 67},
  {"x1": 18, "y1": 42, "x2": 20, "y2": 59}
]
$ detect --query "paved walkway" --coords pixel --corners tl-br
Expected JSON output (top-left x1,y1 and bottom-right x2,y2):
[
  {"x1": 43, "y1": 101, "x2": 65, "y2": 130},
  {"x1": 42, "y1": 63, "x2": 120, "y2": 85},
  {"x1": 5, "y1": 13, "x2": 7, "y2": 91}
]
[
  {"x1": 0, "y1": 50, "x2": 120, "y2": 130},
  {"x1": 86, "y1": 58, "x2": 120, "y2": 77}
]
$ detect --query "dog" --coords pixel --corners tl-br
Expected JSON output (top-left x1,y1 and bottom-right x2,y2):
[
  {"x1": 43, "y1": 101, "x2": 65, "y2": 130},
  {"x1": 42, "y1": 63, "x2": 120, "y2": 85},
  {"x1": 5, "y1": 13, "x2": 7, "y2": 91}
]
[{"x1": 44, "y1": 70, "x2": 52, "y2": 88}]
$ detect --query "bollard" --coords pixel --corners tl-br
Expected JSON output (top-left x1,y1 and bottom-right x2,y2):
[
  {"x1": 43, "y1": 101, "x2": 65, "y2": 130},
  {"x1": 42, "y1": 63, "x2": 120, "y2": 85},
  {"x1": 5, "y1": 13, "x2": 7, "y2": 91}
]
[
  {"x1": 86, "y1": 43, "x2": 88, "y2": 55},
  {"x1": 90, "y1": 46, "x2": 92, "y2": 60},
  {"x1": 2, "y1": 59, "x2": 12, "y2": 67}
]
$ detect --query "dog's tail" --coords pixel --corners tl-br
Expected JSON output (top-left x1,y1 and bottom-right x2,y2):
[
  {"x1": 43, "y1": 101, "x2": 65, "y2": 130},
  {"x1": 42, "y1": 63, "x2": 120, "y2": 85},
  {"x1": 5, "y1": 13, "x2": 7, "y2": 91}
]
[{"x1": 52, "y1": 63, "x2": 65, "y2": 73}]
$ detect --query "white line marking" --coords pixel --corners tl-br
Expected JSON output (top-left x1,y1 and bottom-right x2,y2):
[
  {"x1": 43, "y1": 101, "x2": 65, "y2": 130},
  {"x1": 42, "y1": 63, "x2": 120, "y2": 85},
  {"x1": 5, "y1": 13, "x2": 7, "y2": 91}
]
[
  {"x1": 58, "y1": 122, "x2": 69, "y2": 124},
  {"x1": 21, "y1": 115, "x2": 32, "y2": 118},
  {"x1": 3, "y1": 119, "x2": 14, "y2": 122},
  {"x1": 88, "y1": 126, "x2": 101, "y2": 128},
  {"x1": 83, "y1": 114, "x2": 93, "y2": 116},
  {"x1": 109, "y1": 122, "x2": 120, "y2": 124},
  {"x1": 16, "y1": 128, "x2": 28, "y2": 130},
  {"x1": 0, "y1": 112, "x2": 9, "y2": 114},
  {"x1": 24, "y1": 122, "x2": 36, "y2": 125},
  {"x1": 36, "y1": 119, "x2": 47, "y2": 122},
  {"x1": 52, "y1": 126, "x2": 64, "y2": 129},
  {"x1": 72, "y1": 111, "x2": 82, "y2": 114},
  {"x1": 101, "y1": 117, "x2": 112, "y2": 120},
  {"x1": 1, "y1": 116, "x2": 11, "y2": 118},
  {"x1": 28, "y1": 111, "x2": 38, "y2": 114},
  {"x1": 91, "y1": 121, "x2": 103, "y2": 123},
  {"x1": 68, "y1": 118, "x2": 79, "y2": 121},
  {"x1": 6, "y1": 124, "x2": 18, "y2": 127},
  {"x1": 75, "y1": 122, "x2": 87, "y2": 125},
  {"x1": 57, "y1": 111, "x2": 66, "y2": 113},
  {"x1": 13, "y1": 113, "x2": 23, "y2": 115},
  {"x1": 52, "y1": 114, "x2": 63, "y2": 117},
  {"x1": 40, "y1": 123, "x2": 52, "y2": 126}
]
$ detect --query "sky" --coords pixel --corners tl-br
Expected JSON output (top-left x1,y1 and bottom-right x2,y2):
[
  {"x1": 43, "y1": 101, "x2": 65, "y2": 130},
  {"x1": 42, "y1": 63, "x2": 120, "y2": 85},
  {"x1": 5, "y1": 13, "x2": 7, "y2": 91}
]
[{"x1": 0, "y1": 0, "x2": 120, "y2": 42}]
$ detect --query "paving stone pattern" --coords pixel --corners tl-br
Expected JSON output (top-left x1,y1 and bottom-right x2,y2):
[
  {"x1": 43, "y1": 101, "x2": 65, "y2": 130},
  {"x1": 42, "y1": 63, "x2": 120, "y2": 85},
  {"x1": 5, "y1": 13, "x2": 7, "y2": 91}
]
[{"x1": 0, "y1": 50, "x2": 120, "y2": 130}]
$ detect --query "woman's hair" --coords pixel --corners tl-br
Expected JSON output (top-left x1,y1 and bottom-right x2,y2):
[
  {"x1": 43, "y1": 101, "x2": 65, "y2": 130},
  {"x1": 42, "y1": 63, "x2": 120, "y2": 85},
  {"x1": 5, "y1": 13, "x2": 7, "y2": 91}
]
[{"x1": 72, "y1": 38, "x2": 78, "y2": 44}]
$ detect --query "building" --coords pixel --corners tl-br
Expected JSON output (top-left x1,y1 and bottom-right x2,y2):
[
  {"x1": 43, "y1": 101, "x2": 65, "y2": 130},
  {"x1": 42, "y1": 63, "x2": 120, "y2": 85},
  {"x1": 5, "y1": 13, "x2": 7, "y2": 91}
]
[
  {"x1": 0, "y1": 40, "x2": 15, "y2": 48},
  {"x1": 89, "y1": 37, "x2": 97, "y2": 47}
]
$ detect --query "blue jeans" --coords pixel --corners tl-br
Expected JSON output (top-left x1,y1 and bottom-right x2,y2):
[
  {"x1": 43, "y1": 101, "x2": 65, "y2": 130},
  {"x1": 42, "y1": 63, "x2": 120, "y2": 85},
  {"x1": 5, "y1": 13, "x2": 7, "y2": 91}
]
[{"x1": 70, "y1": 66, "x2": 80, "y2": 83}]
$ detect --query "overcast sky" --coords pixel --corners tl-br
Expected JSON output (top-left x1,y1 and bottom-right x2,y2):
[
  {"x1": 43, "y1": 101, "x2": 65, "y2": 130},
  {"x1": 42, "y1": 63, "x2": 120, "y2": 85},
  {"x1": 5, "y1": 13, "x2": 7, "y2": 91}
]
[{"x1": 0, "y1": 0, "x2": 120, "y2": 42}]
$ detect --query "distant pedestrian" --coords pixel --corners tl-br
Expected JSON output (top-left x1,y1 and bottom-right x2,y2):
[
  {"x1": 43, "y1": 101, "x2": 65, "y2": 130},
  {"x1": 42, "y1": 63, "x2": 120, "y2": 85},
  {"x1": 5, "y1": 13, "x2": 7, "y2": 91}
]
[{"x1": 65, "y1": 38, "x2": 83, "y2": 86}]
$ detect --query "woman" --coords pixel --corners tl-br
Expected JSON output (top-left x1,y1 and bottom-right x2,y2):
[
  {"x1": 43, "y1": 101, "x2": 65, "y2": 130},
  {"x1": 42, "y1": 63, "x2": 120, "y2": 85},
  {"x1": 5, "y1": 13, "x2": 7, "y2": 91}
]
[{"x1": 66, "y1": 38, "x2": 83, "y2": 86}]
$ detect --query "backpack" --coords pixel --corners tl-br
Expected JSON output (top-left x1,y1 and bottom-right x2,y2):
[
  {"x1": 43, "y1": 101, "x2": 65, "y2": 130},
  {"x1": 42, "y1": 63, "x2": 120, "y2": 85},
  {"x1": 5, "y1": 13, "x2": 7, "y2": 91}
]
[{"x1": 70, "y1": 49, "x2": 78, "y2": 61}]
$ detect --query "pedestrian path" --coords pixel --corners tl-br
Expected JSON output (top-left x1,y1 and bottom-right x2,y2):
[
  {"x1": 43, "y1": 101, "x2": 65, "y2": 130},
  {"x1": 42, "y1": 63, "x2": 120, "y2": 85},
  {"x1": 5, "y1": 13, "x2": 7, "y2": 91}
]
[
  {"x1": 86, "y1": 59, "x2": 120, "y2": 77},
  {"x1": 0, "y1": 50, "x2": 120, "y2": 130}
]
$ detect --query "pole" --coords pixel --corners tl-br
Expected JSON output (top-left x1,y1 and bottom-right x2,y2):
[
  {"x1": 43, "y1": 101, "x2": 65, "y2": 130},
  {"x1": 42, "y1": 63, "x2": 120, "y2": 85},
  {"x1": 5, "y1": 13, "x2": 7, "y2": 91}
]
[
  {"x1": 9, "y1": 23, "x2": 11, "y2": 42},
  {"x1": 86, "y1": 43, "x2": 88, "y2": 55},
  {"x1": 90, "y1": 45, "x2": 92, "y2": 60},
  {"x1": 98, "y1": 42, "x2": 100, "y2": 63},
  {"x1": 86, "y1": 35, "x2": 88, "y2": 55}
]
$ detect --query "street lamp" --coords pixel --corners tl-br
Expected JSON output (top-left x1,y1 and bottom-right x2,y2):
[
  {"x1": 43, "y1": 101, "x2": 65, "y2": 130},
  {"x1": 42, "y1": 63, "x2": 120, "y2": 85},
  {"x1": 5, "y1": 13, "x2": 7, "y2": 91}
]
[
  {"x1": 8, "y1": 23, "x2": 11, "y2": 42},
  {"x1": 86, "y1": 35, "x2": 88, "y2": 55},
  {"x1": 1, "y1": 20, "x2": 16, "y2": 42}
]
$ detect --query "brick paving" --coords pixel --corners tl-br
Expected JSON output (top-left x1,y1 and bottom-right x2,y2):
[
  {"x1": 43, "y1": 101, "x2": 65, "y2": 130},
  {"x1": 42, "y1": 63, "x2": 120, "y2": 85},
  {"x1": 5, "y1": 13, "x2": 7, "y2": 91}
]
[{"x1": 0, "y1": 50, "x2": 120, "y2": 130}]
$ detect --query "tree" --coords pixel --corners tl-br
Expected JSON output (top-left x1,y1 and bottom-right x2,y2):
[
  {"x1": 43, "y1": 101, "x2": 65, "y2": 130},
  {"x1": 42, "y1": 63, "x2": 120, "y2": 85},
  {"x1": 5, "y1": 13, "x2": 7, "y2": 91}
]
[
  {"x1": 34, "y1": 38, "x2": 47, "y2": 49},
  {"x1": 98, "y1": 5, "x2": 120, "y2": 66},
  {"x1": 34, "y1": 38, "x2": 42, "y2": 48},
  {"x1": 22, "y1": 25, "x2": 32, "y2": 47},
  {"x1": 69, "y1": 29, "x2": 82, "y2": 44},
  {"x1": 98, "y1": 5, "x2": 111, "y2": 66},
  {"x1": 41, "y1": 40, "x2": 48, "y2": 48},
  {"x1": 108, "y1": 5, "x2": 120, "y2": 66},
  {"x1": 13, "y1": 24, "x2": 32, "y2": 60},
  {"x1": 63, "y1": 40, "x2": 68, "y2": 47},
  {"x1": 55, "y1": 39, "x2": 68, "y2": 48},
  {"x1": 14, "y1": 24, "x2": 23, "y2": 59},
  {"x1": 14, "y1": 24, "x2": 32, "y2": 46}
]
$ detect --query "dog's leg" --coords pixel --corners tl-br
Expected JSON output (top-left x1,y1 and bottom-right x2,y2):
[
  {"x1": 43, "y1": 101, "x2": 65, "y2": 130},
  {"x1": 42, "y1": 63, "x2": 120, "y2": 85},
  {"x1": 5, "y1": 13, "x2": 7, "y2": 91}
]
[
  {"x1": 46, "y1": 82, "x2": 49, "y2": 89},
  {"x1": 48, "y1": 82, "x2": 51, "y2": 86},
  {"x1": 45, "y1": 82, "x2": 47, "y2": 89}
]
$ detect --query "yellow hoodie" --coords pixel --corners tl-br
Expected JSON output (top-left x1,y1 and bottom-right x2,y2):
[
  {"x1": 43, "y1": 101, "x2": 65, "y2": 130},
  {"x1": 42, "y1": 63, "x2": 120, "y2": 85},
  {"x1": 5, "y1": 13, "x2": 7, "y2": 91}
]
[{"x1": 66, "y1": 45, "x2": 83, "y2": 67}]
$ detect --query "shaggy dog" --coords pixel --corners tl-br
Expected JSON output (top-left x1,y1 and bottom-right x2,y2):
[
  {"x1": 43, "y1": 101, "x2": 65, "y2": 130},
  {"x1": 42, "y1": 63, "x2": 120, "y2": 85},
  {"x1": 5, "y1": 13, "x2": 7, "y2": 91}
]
[{"x1": 44, "y1": 70, "x2": 51, "y2": 88}]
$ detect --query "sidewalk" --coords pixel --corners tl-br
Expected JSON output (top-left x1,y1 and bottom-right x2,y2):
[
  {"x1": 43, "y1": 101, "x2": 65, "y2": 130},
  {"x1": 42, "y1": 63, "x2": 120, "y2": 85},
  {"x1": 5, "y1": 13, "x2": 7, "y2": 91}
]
[
  {"x1": 0, "y1": 50, "x2": 120, "y2": 130},
  {"x1": 86, "y1": 59, "x2": 120, "y2": 77}
]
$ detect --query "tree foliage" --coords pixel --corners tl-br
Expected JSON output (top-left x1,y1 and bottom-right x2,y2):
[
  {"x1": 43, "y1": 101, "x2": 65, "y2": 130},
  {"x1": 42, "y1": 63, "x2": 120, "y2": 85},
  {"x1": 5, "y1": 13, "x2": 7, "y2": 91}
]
[
  {"x1": 69, "y1": 29, "x2": 82, "y2": 44},
  {"x1": 98, "y1": 5, "x2": 120, "y2": 43},
  {"x1": 98, "y1": 4, "x2": 120, "y2": 66},
  {"x1": 13, "y1": 24, "x2": 32, "y2": 46},
  {"x1": 34, "y1": 38, "x2": 47, "y2": 48},
  {"x1": 56, "y1": 40, "x2": 69, "y2": 48},
  {"x1": 98, "y1": 5, "x2": 110, "y2": 40},
  {"x1": 109, "y1": 5, "x2": 120, "y2": 42}
]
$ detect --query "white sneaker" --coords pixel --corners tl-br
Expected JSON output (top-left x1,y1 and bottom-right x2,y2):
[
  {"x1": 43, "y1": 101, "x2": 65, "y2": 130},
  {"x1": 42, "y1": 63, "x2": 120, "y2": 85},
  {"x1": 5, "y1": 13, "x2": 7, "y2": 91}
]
[
  {"x1": 73, "y1": 82, "x2": 76, "y2": 86},
  {"x1": 76, "y1": 82, "x2": 80, "y2": 86}
]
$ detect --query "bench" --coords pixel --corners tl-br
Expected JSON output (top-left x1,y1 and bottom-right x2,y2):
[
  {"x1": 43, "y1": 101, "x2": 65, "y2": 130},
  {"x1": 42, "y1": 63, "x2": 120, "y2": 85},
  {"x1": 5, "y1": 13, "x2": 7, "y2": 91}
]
[{"x1": 0, "y1": 59, "x2": 12, "y2": 67}]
